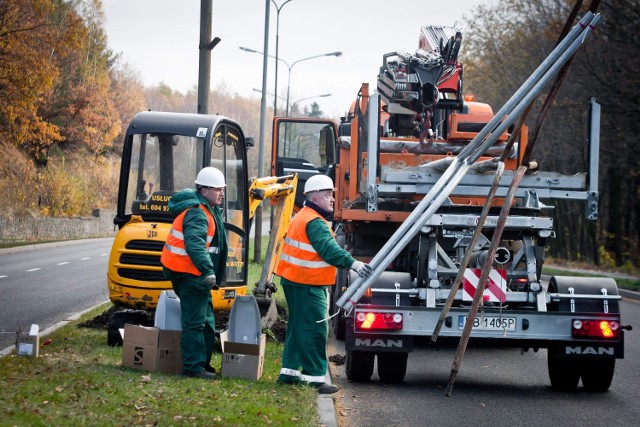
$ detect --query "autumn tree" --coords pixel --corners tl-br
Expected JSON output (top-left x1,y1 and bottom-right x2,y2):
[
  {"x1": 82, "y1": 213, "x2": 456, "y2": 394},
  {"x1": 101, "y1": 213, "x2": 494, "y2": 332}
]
[
  {"x1": 108, "y1": 60, "x2": 146, "y2": 148},
  {"x1": 461, "y1": 0, "x2": 640, "y2": 268},
  {"x1": 304, "y1": 102, "x2": 324, "y2": 118},
  {"x1": 0, "y1": 0, "x2": 64, "y2": 163},
  {"x1": 44, "y1": 0, "x2": 121, "y2": 157}
]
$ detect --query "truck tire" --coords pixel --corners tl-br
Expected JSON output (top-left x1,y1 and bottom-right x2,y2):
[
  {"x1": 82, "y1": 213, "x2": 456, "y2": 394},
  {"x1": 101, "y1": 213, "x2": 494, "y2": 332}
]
[
  {"x1": 546, "y1": 275, "x2": 619, "y2": 391},
  {"x1": 547, "y1": 349, "x2": 580, "y2": 391},
  {"x1": 581, "y1": 359, "x2": 615, "y2": 392},
  {"x1": 345, "y1": 350, "x2": 375, "y2": 382},
  {"x1": 377, "y1": 352, "x2": 408, "y2": 384}
]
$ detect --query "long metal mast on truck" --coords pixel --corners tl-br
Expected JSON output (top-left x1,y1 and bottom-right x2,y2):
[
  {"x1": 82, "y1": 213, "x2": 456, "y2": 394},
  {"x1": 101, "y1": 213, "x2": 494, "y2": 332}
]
[{"x1": 336, "y1": 11, "x2": 601, "y2": 313}]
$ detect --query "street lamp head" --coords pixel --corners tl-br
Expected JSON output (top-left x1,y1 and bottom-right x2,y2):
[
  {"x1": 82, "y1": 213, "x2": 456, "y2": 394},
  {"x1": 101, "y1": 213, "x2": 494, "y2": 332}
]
[
  {"x1": 239, "y1": 46, "x2": 259, "y2": 53},
  {"x1": 328, "y1": 51, "x2": 343, "y2": 57}
]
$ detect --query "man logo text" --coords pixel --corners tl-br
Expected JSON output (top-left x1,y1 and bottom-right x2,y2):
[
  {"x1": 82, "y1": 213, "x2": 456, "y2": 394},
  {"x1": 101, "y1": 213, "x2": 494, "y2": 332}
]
[
  {"x1": 355, "y1": 338, "x2": 403, "y2": 348},
  {"x1": 564, "y1": 346, "x2": 614, "y2": 355}
]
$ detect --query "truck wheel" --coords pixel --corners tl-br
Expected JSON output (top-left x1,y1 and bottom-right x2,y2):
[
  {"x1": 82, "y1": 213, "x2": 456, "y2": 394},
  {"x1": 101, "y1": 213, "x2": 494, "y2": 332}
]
[
  {"x1": 345, "y1": 350, "x2": 374, "y2": 382},
  {"x1": 547, "y1": 350, "x2": 580, "y2": 391},
  {"x1": 377, "y1": 352, "x2": 408, "y2": 384},
  {"x1": 581, "y1": 359, "x2": 615, "y2": 392}
]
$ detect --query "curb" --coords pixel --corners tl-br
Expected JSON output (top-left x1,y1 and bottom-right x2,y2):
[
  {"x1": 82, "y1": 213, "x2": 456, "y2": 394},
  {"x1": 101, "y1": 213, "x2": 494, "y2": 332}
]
[
  {"x1": 317, "y1": 369, "x2": 339, "y2": 427},
  {"x1": 619, "y1": 288, "x2": 640, "y2": 301},
  {"x1": 0, "y1": 300, "x2": 110, "y2": 358},
  {"x1": 0, "y1": 237, "x2": 114, "y2": 256}
]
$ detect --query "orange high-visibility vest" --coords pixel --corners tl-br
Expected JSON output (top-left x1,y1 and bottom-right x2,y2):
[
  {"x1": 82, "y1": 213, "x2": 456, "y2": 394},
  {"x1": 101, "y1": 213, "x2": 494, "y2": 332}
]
[
  {"x1": 160, "y1": 205, "x2": 217, "y2": 276},
  {"x1": 275, "y1": 206, "x2": 337, "y2": 286}
]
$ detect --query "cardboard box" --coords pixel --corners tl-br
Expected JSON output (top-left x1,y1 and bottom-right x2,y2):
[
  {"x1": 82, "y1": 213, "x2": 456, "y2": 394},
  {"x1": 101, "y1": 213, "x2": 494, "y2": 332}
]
[
  {"x1": 220, "y1": 329, "x2": 266, "y2": 380},
  {"x1": 16, "y1": 324, "x2": 40, "y2": 357},
  {"x1": 121, "y1": 324, "x2": 182, "y2": 374}
]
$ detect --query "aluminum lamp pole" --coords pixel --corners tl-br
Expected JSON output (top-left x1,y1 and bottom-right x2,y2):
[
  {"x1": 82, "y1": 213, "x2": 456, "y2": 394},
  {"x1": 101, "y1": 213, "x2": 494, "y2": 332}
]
[
  {"x1": 284, "y1": 51, "x2": 342, "y2": 117},
  {"x1": 241, "y1": 48, "x2": 342, "y2": 117},
  {"x1": 254, "y1": 0, "x2": 271, "y2": 263},
  {"x1": 271, "y1": 0, "x2": 295, "y2": 116}
]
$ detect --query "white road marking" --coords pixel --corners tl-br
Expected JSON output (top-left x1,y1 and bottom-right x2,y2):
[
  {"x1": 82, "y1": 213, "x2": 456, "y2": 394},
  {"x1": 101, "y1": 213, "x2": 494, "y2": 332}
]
[
  {"x1": 80, "y1": 257, "x2": 90, "y2": 261},
  {"x1": 0, "y1": 275, "x2": 7, "y2": 279},
  {"x1": 57, "y1": 262, "x2": 70, "y2": 266},
  {"x1": 26, "y1": 268, "x2": 41, "y2": 272}
]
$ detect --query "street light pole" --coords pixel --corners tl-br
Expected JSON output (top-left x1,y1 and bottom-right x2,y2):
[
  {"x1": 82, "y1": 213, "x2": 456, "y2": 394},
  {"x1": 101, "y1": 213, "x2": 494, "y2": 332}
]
[
  {"x1": 254, "y1": 0, "x2": 271, "y2": 264},
  {"x1": 240, "y1": 47, "x2": 342, "y2": 118},
  {"x1": 284, "y1": 51, "x2": 342, "y2": 117},
  {"x1": 271, "y1": 0, "x2": 295, "y2": 117}
]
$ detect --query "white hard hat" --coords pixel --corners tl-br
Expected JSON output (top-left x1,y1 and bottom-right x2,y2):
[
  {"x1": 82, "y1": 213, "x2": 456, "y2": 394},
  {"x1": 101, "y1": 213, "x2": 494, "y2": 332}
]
[
  {"x1": 304, "y1": 175, "x2": 335, "y2": 194},
  {"x1": 195, "y1": 167, "x2": 226, "y2": 188}
]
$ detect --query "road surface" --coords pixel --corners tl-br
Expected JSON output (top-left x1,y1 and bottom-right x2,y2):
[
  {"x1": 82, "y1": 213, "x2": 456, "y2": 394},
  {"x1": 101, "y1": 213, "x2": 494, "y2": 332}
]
[
  {"x1": 0, "y1": 238, "x2": 113, "y2": 351},
  {"x1": 329, "y1": 298, "x2": 639, "y2": 426}
]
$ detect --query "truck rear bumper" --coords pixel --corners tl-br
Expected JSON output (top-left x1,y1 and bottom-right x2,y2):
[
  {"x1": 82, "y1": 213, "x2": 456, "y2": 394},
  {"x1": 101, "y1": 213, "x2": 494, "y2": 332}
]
[{"x1": 344, "y1": 305, "x2": 624, "y2": 357}]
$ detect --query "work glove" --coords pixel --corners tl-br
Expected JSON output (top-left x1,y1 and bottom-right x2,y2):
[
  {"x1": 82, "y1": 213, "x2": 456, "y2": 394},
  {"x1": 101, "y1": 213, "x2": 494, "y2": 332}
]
[
  {"x1": 203, "y1": 274, "x2": 219, "y2": 290},
  {"x1": 350, "y1": 260, "x2": 373, "y2": 278}
]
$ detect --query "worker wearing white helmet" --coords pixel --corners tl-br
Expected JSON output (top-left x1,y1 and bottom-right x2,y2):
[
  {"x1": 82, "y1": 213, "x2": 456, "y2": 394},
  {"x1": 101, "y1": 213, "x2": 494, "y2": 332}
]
[
  {"x1": 161, "y1": 166, "x2": 228, "y2": 379},
  {"x1": 275, "y1": 174, "x2": 372, "y2": 394}
]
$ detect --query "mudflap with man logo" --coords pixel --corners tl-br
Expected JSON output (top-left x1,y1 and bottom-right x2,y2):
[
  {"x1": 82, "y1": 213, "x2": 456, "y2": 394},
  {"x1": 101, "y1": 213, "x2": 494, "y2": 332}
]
[{"x1": 344, "y1": 316, "x2": 413, "y2": 383}]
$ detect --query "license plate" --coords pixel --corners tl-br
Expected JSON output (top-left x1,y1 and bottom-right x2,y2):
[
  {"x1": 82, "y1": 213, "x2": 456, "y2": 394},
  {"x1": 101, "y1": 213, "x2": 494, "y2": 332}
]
[
  {"x1": 223, "y1": 289, "x2": 236, "y2": 300},
  {"x1": 458, "y1": 316, "x2": 516, "y2": 331}
]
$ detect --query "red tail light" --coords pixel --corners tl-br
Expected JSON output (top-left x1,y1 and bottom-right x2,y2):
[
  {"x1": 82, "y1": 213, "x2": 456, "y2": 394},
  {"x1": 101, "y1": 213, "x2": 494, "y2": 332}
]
[
  {"x1": 572, "y1": 319, "x2": 620, "y2": 339},
  {"x1": 355, "y1": 311, "x2": 403, "y2": 331}
]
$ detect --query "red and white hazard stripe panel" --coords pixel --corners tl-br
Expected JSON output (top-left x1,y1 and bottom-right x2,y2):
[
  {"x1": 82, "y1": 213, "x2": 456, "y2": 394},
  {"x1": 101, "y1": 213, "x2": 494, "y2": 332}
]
[{"x1": 462, "y1": 268, "x2": 507, "y2": 303}]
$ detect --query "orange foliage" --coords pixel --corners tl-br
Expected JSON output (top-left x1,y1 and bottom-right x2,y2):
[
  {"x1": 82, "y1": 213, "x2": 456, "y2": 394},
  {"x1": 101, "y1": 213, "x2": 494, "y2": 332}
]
[{"x1": 0, "y1": 0, "x2": 64, "y2": 159}]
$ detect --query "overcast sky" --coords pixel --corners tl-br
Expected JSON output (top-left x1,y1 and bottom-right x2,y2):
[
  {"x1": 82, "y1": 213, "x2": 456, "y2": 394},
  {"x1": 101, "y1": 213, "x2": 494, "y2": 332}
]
[{"x1": 102, "y1": 0, "x2": 489, "y2": 118}]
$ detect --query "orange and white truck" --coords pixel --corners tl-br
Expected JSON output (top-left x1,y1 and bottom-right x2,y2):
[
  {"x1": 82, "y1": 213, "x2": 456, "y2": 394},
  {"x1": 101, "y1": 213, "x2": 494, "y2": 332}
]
[{"x1": 270, "y1": 17, "x2": 627, "y2": 391}]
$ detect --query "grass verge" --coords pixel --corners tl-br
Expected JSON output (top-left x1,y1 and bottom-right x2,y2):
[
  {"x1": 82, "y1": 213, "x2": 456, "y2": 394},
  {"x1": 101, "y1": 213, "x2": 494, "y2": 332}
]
[
  {"x1": 542, "y1": 266, "x2": 640, "y2": 292},
  {"x1": 0, "y1": 248, "x2": 319, "y2": 426}
]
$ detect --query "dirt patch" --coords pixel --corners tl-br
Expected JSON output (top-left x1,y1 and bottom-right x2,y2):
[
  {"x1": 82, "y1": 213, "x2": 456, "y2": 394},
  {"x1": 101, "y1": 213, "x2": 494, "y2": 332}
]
[
  {"x1": 270, "y1": 319, "x2": 287, "y2": 343},
  {"x1": 77, "y1": 303, "x2": 289, "y2": 343},
  {"x1": 77, "y1": 305, "x2": 120, "y2": 329}
]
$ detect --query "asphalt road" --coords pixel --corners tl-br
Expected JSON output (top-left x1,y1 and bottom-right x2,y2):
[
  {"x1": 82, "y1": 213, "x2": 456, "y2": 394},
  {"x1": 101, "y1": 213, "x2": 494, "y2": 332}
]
[
  {"x1": 329, "y1": 298, "x2": 640, "y2": 427},
  {"x1": 0, "y1": 238, "x2": 113, "y2": 351}
]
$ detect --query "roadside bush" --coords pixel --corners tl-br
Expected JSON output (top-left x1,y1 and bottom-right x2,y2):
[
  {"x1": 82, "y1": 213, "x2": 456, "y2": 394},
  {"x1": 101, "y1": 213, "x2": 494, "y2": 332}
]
[{"x1": 0, "y1": 145, "x2": 119, "y2": 218}]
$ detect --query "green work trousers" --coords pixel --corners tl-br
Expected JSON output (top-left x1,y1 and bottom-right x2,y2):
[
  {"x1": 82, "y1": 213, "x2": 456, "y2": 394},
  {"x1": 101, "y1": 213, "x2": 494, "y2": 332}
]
[
  {"x1": 172, "y1": 275, "x2": 215, "y2": 375},
  {"x1": 278, "y1": 282, "x2": 329, "y2": 385}
]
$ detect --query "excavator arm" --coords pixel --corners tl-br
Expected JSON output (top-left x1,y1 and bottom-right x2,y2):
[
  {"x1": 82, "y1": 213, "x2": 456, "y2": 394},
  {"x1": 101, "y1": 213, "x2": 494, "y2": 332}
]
[{"x1": 246, "y1": 174, "x2": 298, "y2": 327}]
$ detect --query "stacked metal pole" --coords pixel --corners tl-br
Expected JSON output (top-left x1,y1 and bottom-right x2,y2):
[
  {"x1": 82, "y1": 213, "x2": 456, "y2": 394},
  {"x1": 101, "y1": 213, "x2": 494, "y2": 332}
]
[{"x1": 336, "y1": 11, "x2": 601, "y2": 312}]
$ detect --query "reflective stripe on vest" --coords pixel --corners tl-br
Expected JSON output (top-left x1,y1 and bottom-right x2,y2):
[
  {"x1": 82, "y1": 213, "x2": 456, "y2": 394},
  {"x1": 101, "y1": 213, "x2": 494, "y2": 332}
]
[
  {"x1": 275, "y1": 206, "x2": 337, "y2": 285},
  {"x1": 160, "y1": 205, "x2": 216, "y2": 275}
]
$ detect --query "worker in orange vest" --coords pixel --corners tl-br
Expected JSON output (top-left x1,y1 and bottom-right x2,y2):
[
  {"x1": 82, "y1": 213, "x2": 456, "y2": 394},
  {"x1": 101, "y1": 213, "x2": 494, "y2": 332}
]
[
  {"x1": 160, "y1": 167, "x2": 228, "y2": 379},
  {"x1": 275, "y1": 175, "x2": 372, "y2": 394}
]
